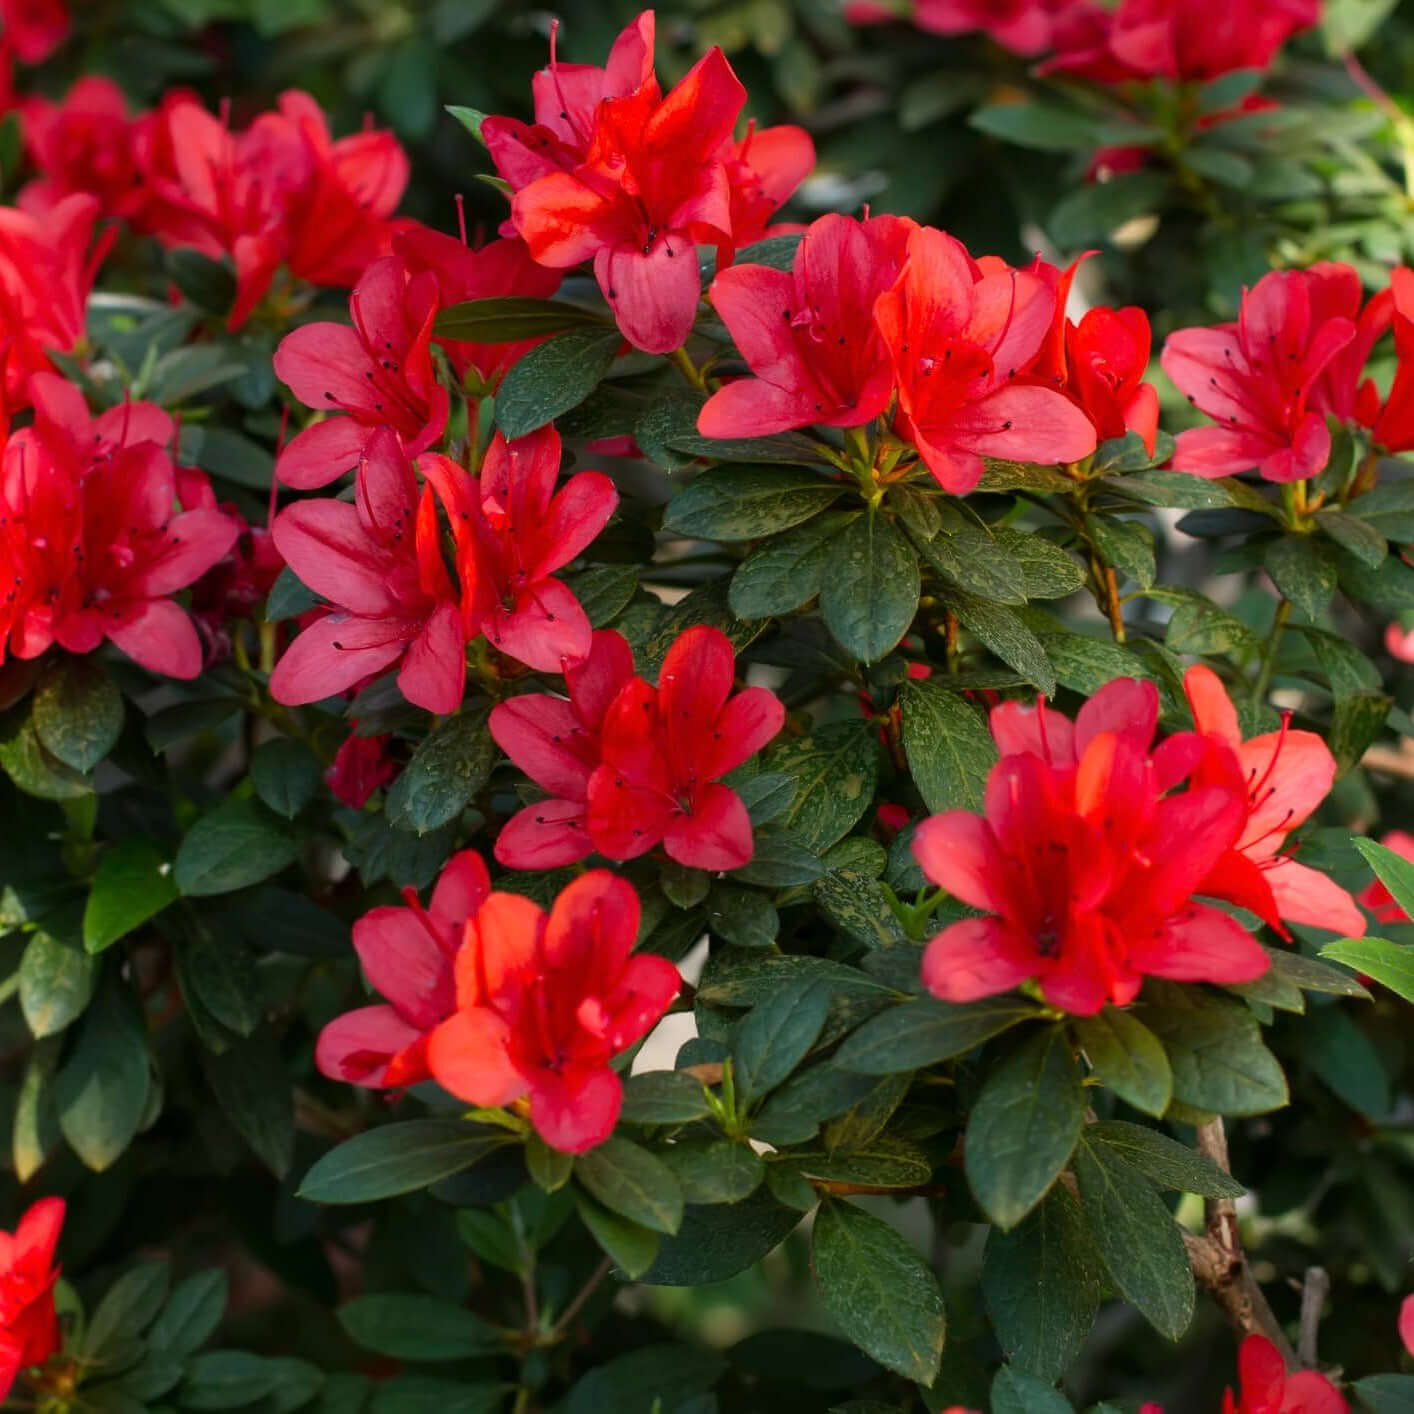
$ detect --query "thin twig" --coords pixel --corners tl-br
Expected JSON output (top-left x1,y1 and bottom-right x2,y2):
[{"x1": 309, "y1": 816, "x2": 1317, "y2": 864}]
[
  {"x1": 1362, "y1": 743, "x2": 1414, "y2": 779},
  {"x1": 1298, "y1": 1266, "x2": 1331, "y2": 1369},
  {"x1": 547, "y1": 1255, "x2": 614, "y2": 1343}
]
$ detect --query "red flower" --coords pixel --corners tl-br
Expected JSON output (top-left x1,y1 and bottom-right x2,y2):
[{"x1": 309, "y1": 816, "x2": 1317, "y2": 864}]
[
  {"x1": 718, "y1": 120, "x2": 816, "y2": 248},
  {"x1": 1, "y1": 375, "x2": 240, "y2": 679},
  {"x1": 274, "y1": 256, "x2": 449, "y2": 490},
  {"x1": 427, "y1": 871, "x2": 679, "y2": 1153},
  {"x1": 489, "y1": 628, "x2": 635, "y2": 868},
  {"x1": 1184, "y1": 665, "x2": 1365, "y2": 937},
  {"x1": 0, "y1": 194, "x2": 114, "y2": 410},
  {"x1": 1223, "y1": 1335, "x2": 1346, "y2": 1414},
  {"x1": 848, "y1": 0, "x2": 1093, "y2": 56},
  {"x1": 1386, "y1": 622, "x2": 1414, "y2": 664},
  {"x1": 394, "y1": 223, "x2": 562, "y2": 390},
  {"x1": 1357, "y1": 830, "x2": 1414, "y2": 925},
  {"x1": 1, "y1": 0, "x2": 67, "y2": 64},
  {"x1": 699, "y1": 212, "x2": 913, "y2": 438},
  {"x1": 501, "y1": 44, "x2": 746, "y2": 352},
  {"x1": 915, "y1": 678, "x2": 1268, "y2": 1014},
  {"x1": 1162, "y1": 270, "x2": 1357, "y2": 482},
  {"x1": 325, "y1": 728, "x2": 400, "y2": 810},
  {"x1": 20, "y1": 77, "x2": 143, "y2": 222},
  {"x1": 875, "y1": 225, "x2": 1097, "y2": 493},
  {"x1": 422, "y1": 425, "x2": 617, "y2": 673},
  {"x1": 1046, "y1": 0, "x2": 1319, "y2": 83},
  {"x1": 1371, "y1": 267, "x2": 1414, "y2": 454},
  {"x1": 0, "y1": 1196, "x2": 63, "y2": 1402},
  {"x1": 1401, "y1": 1294, "x2": 1414, "y2": 1357},
  {"x1": 1302, "y1": 262, "x2": 1393, "y2": 435},
  {"x1": 270, "y1": 426, "x2": 466, "y2": 713},
  {"x1": 586, "y1": 625, "x2": 785, "y2": 871},
  {"x1": 315, "y1": 850, "x2": 490, "y2": 1088}
]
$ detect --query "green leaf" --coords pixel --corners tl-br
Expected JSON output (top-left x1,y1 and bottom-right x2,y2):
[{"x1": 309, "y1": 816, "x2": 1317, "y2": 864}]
[
  {"x1": 385, "y1": 713, "x2": 496, "y2": 834},
  {"x1": 915, "y1": 521, "x2": 1027, "y2": 605},
  {"x1": 83, "y1": 839, "x2": 179, "y2": 954},
  {"x1": 836, "y1": 997, "x2": 1041, "y2": 1075},
  {"x1": 1140, "y1": 987, "x2": 1288, "y2": 1116},
  {"x1": 1048, "y1": 172, "x2": 1170, "y2": 246},
  {"x1": 1265, "y1": 945, "x2": 1371, "y2": 999},
  {"x1": 1090, "y1": 1120, "x2": 1244, "y2": 1196},
  {"x1": 794, "y1": 1134, "x2": 932, "y2": 1189},
  {"x1": 811, "y1": 1201, "x2": 945, "y2": 1385},
  {"x1": 664, "y1": 466, "x2": 843, "y2": 541},
  {"x1": 899, "y1": 678, "x2": 997, "y2": 813},
  {"x1": 180, "y1": 1352, "x2": 282, "y2": 1410},
  {"x1": 965, "y1": 1026, "x2": 1085, "y2": 1229},
  {"x1": 765, "y1": 721, "x2": 880, "y2": 853},
  {"x1": 249, "y1": 738, "x2": 323, "y2": 819},
  {"x1": 1072, "y1": 1008, "x2": 1173, "y2": 1117},
  {"x1": 1037, "y1": 631, "x2": 1152, "y2": 696},
  {"x1": 444, "y1": 103, "x2": 488, "y2": 143},
  {"x1": 983, "y1": 1187, "x2": 1101, "y2": 1382},
  {"x1": 1353, "y1": 1376, "x2": 1414, "y2": 1414},
  {"x1": 567, "y1": 1344, "x2": 727, "y2": 1414},
  {"x1": 20, "y1": 928, "x2": 97, "y2": 1036},
  {"x1": 495, "y1": 327, "x2": 621, "y2": 439},
  {"x1": 433, "y1": 296, "x2": 607, "y2": 342},
  {"x1": 706, "y1": 883, "x2": 779, "y2": 948},
  {"x1": 1330, "y1": 690, "x2": 1391, "y2": 773},
  {"x1": 182, "y1": 934, "x2": 263, "y2": 1037},
  {"x1": 563, "y1": 563, "x2": 639, "y2": 628},
  {"x1": 939, "y1": 586, "x2": 1057, "y2": 694},
  {"x1": 1315, "y1": 507, "x2": 1386, "y2": 568},
  {"x1": 1322, "y1": 0, "x2": 1400, "y2": 52},
  {"x1": 55, "y1": 973, "x2": 151, "y2": 1171},
  {"x1": 991, "y1": 1369, "x2": 1075, "y2": 1414},
  {"x1": 32, "y1": 659, "x2": 124, "y2": 773},
  {"x1": 814, "y1": 868, "x2": 910, "y2": 950},
  {"x1": 733, "y1": 977, "x2": 833, "y2": 1104},
  {"x1": 573, "y1": 1192, "x2": 660, "y2": 1279},
  {"x1": 1304, "y1": 1005, "x2": 1391, "y2": 1117},
  {"x1": 640, "y1": 1187, "x2": 803, "y2": 1287},
  {"x1": 1072, "y1": 1135, "x2": 1195, "y2": 1340},
  {"x1": 149, "y1": 1269, "x2": 228, "y2": 1356},
  {"x1": 83, "y1": 1262, "x2": 169, "y2": 1361},
  {"x1": 339, "y1": 1294, "x2": 497, "y2": 1361},
  {"x1": 1354, "y1": 837, "x2": 1414, "y2": 919},
  {"x1": 1319, "y1": 937, "x2": 1414, "y2": 1004},
  {"x1": 13, "y1": 1036, "x2": 61, "y2": 1182},
  {"x1": 969, "y1": 102, "x2": 1102, "y2": 152},
  {"x1": 730, "y1": 513, "x2": 857, "y2": 618},
  {"x1": 991, "y1": 529, "x2": 1087, "y2": 599},
  {"x1": 731, "y1": 828, "x2": 824, "y2": 887},
  {"x1": 174, "y1": 798, "x2": 297, "y2": 896},
  {"x1": 575, "y1": 1136, "x2": 684, "y2": 1235},
  {"x1": 660, "y1": 1140, "x2": 764, "y2": 1204},
  {"x1": 620, "y1": 1071, "x2": 712, "y2": 1126},
  {"x1": 526, "y1": 1132, "x2": 574, "y2": 1193},
  {"x1": 190, "y1": 427, "x2": 275, "y2": 491},
  {"x1": 367, "y1": 1374, "x2": 504, "y2": 1414},
  {"x1": 819, "y1": 511, "x2": 919, "y2": 664},
  {"x1": 0, "y1": 707, "x2": 92, "y2": 800},
  {"x1": 265, "y1": 567, "x2": 318, "y2": 622},
  {"x1": 298, "y1": 1121, "x2": 509, "y2": 1203},
  {"x1": 1087, "y1": 514, "x2": 1156, "y2": 590},
  {"x1": 202, "y1": 1028, "x2": 296, "y2": 1176}
]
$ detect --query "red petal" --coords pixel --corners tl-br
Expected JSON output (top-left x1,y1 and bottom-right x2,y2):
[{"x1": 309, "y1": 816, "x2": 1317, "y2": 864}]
[
  {"x1": 528, "y1": 1065, "x2": 622, "y2": 1154},
  {"x1": 1262, "y1": 858, "x2": 1365, "y2": 936},
  {"x1": 132, "y1": 508, "x2": 240, "y2": 597},
  {"x1": 269, "y1": 615, "x2": 406, "y2": 705},
  {"x1": 489, "y1": 694, "x2": 595, "y2": 798},
  {"x1": 493, "y1": 800, "x2": 595, "y2": 870},
  {"x1": 275, "y1": 416, "x2": 369, "y2": 490},
  {"x1": 398, "y1": 601, "x2": 467, "y2": 714},
  {"x1": 485, "y1": 577, "x2": 592, "y2": 673},
  {"x1": 106, "y1": 599, "x2": 203, "y2": 680},
  {"x1": 315, "y1": 1005, "x2": 422, "y2": 1087},
  {"x1": 595, "y1": 236, "x2": 703, "y2": 354},
  {"x1": 1184, "y1": 663, "x2": 1242, "y2": 747},
  {"x1": 537, "y1": 471, "x2": 618, "y2": 577},
  {"x1": 664, "y1": 782, "x2": 753, "y2": 870},
  {"x1": 272, "y1": 500, "x2": 397, "y2": 615},
  {"x1": 1129, "y1": 903, "x2": 1269, "y2": 985},
  {"x1": 912, "y1": 812, "x2": 1011, "y2": 914},
  {"x1": 351, "y1": 907, "x2": 454, "y2": 1030},
  {"x1": 566, "y1": 629, "x2": 636, "y2": 728},
  {"x1": 545, "y1": 869, "x2": 640, "y2": 975},
  {"x1": 455, "y1": 892, "x2": 544, "y2": 1008},
  {"x1": 426, "y1": 1009, "x2": 525, "y2": 1107},
  {"x1": 430, "y1": 849, "x2": 492, "y2": 926},
  {"x1": 921, "y1": 917, "x2": 1035, "y2": 1003},
  {"x1": 704, "y1": 685, "x2": 785, "y2": 778}
]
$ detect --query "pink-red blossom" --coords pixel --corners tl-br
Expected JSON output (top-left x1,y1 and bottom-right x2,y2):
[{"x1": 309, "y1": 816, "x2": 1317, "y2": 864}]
[
  {"x1": 1223, "y1": 1334, "x2": 1346, "y2": 1414},
  {"x1": 0, "y1": 1196, "x2": 63, "y2": 1401}
]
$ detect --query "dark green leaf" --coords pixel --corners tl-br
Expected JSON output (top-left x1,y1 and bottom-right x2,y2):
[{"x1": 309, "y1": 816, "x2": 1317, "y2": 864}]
[
  {"x1": 32, "y1": 659, "x2": 124, "y2": 773},
  {"x1": 730, "y1": 513, "x2": 857, "y2": 619},
  {"x1": 811, "y1": 1201, "x2": 945, "y2": 1384},
  {"x1": 180, "y1": 1352, "x2": 282, "y2": 1410},
  {"x1": 730, "y1": 828, "x2": 824, "y2": 886},
  {"x1": 965, "y1": 1027, "x2": 1085, "y2": 1229},
  {"x1": 1266, "y1": 536, "x2": 1338, "y2": 620},
  {"x1": 386, "y1": 713, "x2": 496, "y2": 834},
  {"x1": 434, "y1": 296, "x2": 608, "y2": 342},
  {"x1": 575, "y1": 1136, "x2": 684, "y2": 1235},
  {"x1": 991, "y1": 1368, "x2": 1075, "y2": 1414},
  {"x1": 1266, "y1": 945, "x2": 1370, "y2": 999},
  {"x1": 899, "y1": 679, "x2": 996, "y2": 813},
  {"x1": 664, "y1": 466, "x2": 843, "y2": 541},
  {"x1": 819, "y1": 511, "x2": 919, "y2": 663},
  {"x1": 940, "y1": 586, "x2": 1057, "y2": 694},
  {"x1": 1353, "y1": 1376, "x2": 1414, "y2": 1414},
  {"x1": 250, "y1": 738, "x2": 323, "y2": 819},
  {"x1": 150, "y1": 1270, "x2": 228, "y2": 1356},
  {"x1": 1319, "y1": 936, "x2": 1414, "y2": 1004},
  {"x1": 706, "y1": 883, "x2": 779, "y2": 948},
  {"x1": 1090, "y1": 1120, "x2": 1244, "y2": 1196},
  {"x1": 915, "y1": 523, "x2": 1027, "y2": 605},
  {"x1": 495, "y1": 328, "x2": 621, "y2": 439},
  {"x1": 991, "y1": 529, "x2": 1087, "y2": 599},
  {"x1": 174, "y1": 798, "x2": 296, "y2": 896},
  {"x1": 1072, "y1": 1008, "x2": 1173, "y2": 1117},
  {"x1": 265, "y1": 567, "x2": 319, "y2": 622},
  {"x1": 836, "y1": 997, "x2": 1041, "y2": 1075},
  {"x1": 183, "y1": 933, "x2": 263, "y2": 1037},
  {"x1": 563, "y1": 564, "x2": 639, "y2": 628},
  {"x1": 0, "y1": 708, "x2": 92, "y2": 800},
  {"x1": 1048, "y1": 172, "x2": 1170, "y2": 246},
  {"x1": 1087, "y1": 515, "x2": 1156, "y2": 590},
  {"x1": 20, "y1": 928, "x2": 97, "y2": 1036},
  {"x1": 621, "y1": 1070, "x2": 712, "y2": 1126},
  {"x1": 969, "y1": 102, "x2": 1102, "y2": 152},
  {"x1": 298, "y1": 1121, "x2": 509, "y2": 1203},
  {"x1": 1330, "y1": 691, "x2": 1391, "y2": 773},
  {"x1": 660, "y1": 1140, "x2": 764, "y2": 1204},
  {"x1": 202, "y1": 1028, "x2": 296, "y2": 1176},
  {"x1": 733, "y1": 977, "x2": 833, "y2": 1104},
  {"x1": 526, "y1": 1133, "x2": 574, "y2": 1193},
  {"x1": 765, "y1": 721, "x2": 879, "y2": 853},
  {"x1": 1315, "y1": 508, "x2": 1386, "y2": 567},
  {"x1": 339, "y1": 1294, "x2": 497, "y2": 1361},
  {"x1": 1304, "y1": 1005, "x2": 1391, "y2": 1117},
  {"x1": 566, "y1": 1343, "x2": 726, "y2": 1414},
  {"x1": 574, "y1": 1191, "x2": 660, "y2": 1278},
  {"x1": 83, "y1": 839, "x2": 179, "y2": 954},
  {"x1": 1354, "y1": 837, "x2": 1414, "y2": 919}
]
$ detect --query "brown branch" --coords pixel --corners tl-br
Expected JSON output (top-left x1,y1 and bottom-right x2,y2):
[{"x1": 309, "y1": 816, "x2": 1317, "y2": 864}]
[
  {"x1": 1185, "y1": 1119, "x2": 1297, "y2": 1368},
  {"x1": 1298, "y1": 1266, "x2": 1330, "y2": 1369}
]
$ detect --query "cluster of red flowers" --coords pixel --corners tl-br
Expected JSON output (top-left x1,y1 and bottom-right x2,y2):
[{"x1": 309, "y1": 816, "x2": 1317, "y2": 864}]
[
  {"x1": 482, "y1": 11, "x2": 814, "y2": 353},
  {"x1": 914, "y1": 669, "x2": 1361, "y2": 1014},
  {"x1": 490, "y1": 625, "x2": 785, "y2": 873},
  {"x1": 849, "y1": 0, "x2": 1319, "y2": 81},
  {"x1": 315, "y1": 850, "x2": 680, "y2": 1153},
  {"x1": 0, "y1": 1196, "x2": 63, "y2": 1402},
  {"x1": 700, "y1": 211, "x2": 1155, "y2": 493},
  {"x1": 0, "y1": 374, "x2": 240, "y2": 679},
  {"x1": 1164, "y1": 263, "x2": 1414, "y2": 483}
]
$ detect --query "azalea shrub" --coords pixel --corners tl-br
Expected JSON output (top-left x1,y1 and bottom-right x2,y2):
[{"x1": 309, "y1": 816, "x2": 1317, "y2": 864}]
[{"x1": 6, "y1": 1, "x2": 1414, "y2": 1413}]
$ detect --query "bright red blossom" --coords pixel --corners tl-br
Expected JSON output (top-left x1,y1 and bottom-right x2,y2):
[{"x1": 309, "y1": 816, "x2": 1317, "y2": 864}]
[
  {"x1": 1400, "y1": 1295, "x2": 1414, "y2": 1357},
  {"x1": 274, "y1": 256, "x2": 448, "y2": 490},
  {"x1": 427, "y1": 871, "x2": 679, "y2": 1153},
  {"x1": 700, "y1": 211, "x2": 913, "y2": 438},
  {"x1": 1223, "y1": 1335, "x2": 1346, "y2": 1414},
  {"x1": 1, "y1": 0, "x2": 67, "y2": 64},
  {"x1": 0, "y1": 1196, "x2": 64, "y2": 1403},
  {"x1": 876, "y1": 225, "x2": 1097, "y2": 494},
  {"x1": 325, "y1": 728, "x2": 400, "y2": 810},
  {"x1": 20, "y1": 77, "x2": 143, "y2": 221},
  {"x1": 315, "y1": 850, "x2": 490, "y2": 1089},
  {"x1": 915, "y1": 678, "x2": 1269, "y2": 1014},
  {"x1": 847, "y1": 0, "x2": 1096, "y2": 56},
  {"x1": 587, "y1": 625, "x2": 785, "y2": 871}
]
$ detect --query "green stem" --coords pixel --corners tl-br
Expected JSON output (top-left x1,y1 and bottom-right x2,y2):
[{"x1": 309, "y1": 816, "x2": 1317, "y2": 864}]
[
  {"x1": 1251, "y1": 599, "x2": 1291, "y2": 707},
  {"x1": 668, "y1": 347, "x2": 706, "y2": 392}
]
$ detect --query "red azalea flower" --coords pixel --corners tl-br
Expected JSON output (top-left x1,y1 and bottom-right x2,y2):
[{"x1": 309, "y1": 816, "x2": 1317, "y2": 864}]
[
  {"x1": 270, "y1": 426, "x2": 466, "y2": 713},
  {"x1": 718, "y1": 119, "x2": 816, "y2": 249},
  {"x1": 1371, "y1": 267, "x2": 1414, "y2": 454},
  {"x1": 324, "y1": 728, "x2": 400, "y2": 810},
  {"x1": 1046, "y1": 0, "x2": 1319, "y2": 83},
  {"x1": 427, "y1": 871, "x2": 680, "y2": 1153},
  {"x1": 1, "y1": 0, "x2": 67, "y2": 64},
  {"x1": 700, "y1": 211, "x2": 913, "y2": 438},
  {"x1": 422, "y1": 425, "x2": 617, "y2": 673},
  {"x1": 586, "y1": 625, "x2": 785, "y2": 871},
  {"x1": 20, "y1": 76, "x2": 144, "y2": 222},
  {"x1": 504, "y1": 45, "x2": 746, "y2": 353},
  {"x1": 0, "y1": 1196, "x2": 64, "y2": 1403},
  {"x1": 1223, "y1": 1335, "x2": 1346, "y2": 1414},
  {"x1": 274, "y1": 256, "x2": 449, "y2": 490},
  {"x1": 489, "y1": 628, "x2": 635, "y2": 868},
  {"x1": 1183, "y1": 665, "x2": 1365, "y2": 937},
  {"x1": 848, "y1": 0, "x2": 1095, "y2": 56},
  {"x1": 1357, "y1": 830, "x2": 1414, "y2": 925},
  {"x1": 914, "y1": 678, "x2": 1268, "y2": 1014},
  {"x1": 394, "y1": 222, "x2": 562, "y2": 389},
  {"x1": 1, "y1": 377, "x2": 239, "y2": 678},
  {"x1": 1386, "y1": 622, "x2": 1414, "y2": 664},
  {"x1": 874, "y1": 225, "x2": 1097, "y2": 493},
  {"x1": 315, "y1": 850, "x2": 490, "y2": 1088},
  {"x1": 1162, "y1": 270, "x2": 1357, "y2": 483},
  {"x1": 0, "y1": 194, "x2": 114, "y2": 410},
  {"x1": 1401, "y1": 1294, "x2": 1414, "y2": 1357}
]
